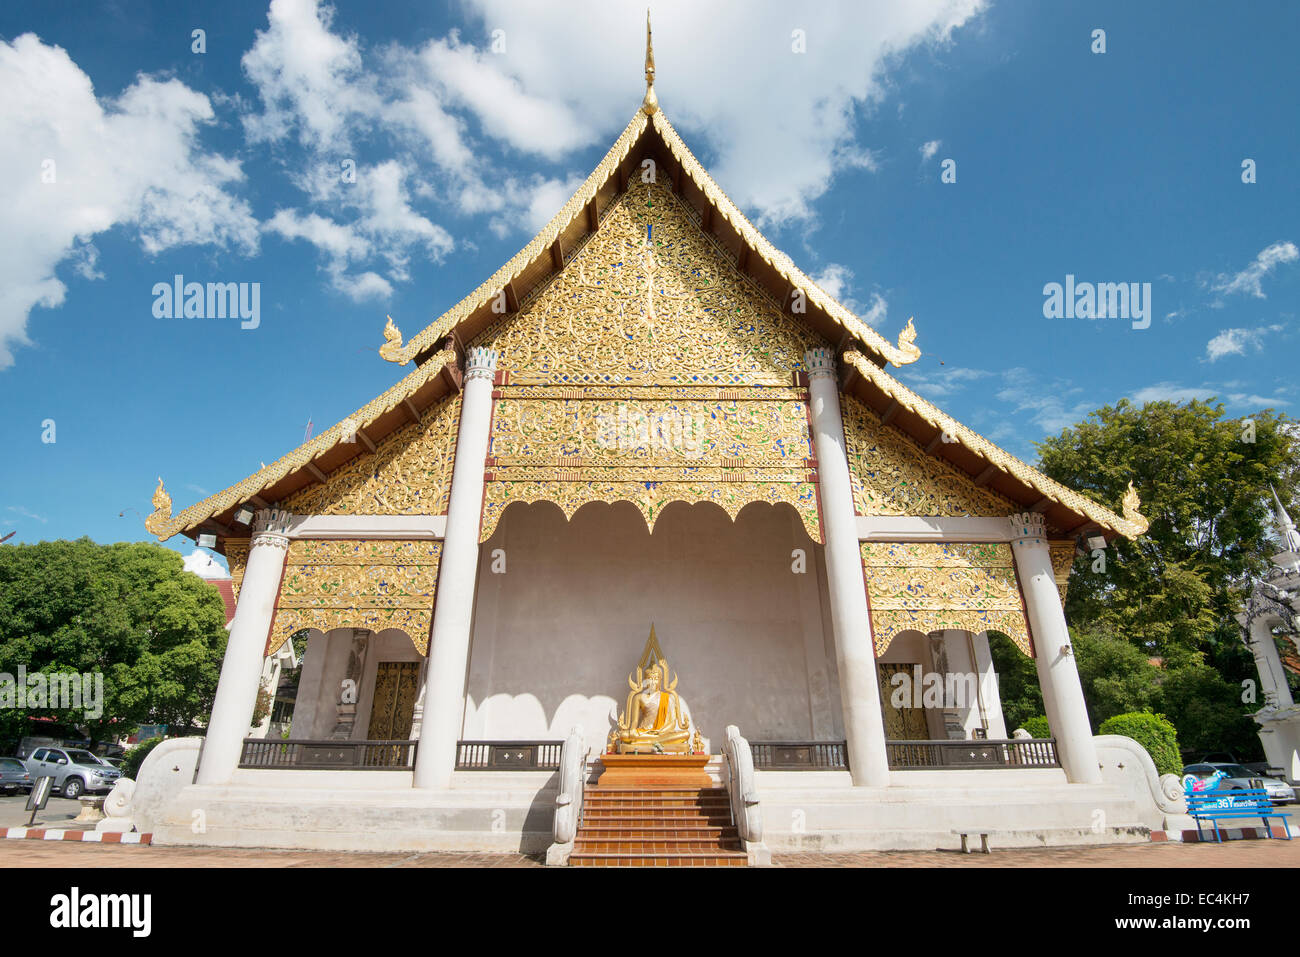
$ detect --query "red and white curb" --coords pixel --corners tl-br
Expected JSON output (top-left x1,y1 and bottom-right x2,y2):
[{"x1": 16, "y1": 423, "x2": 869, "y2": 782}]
[{"x1": 0, "y1": 827, "x2": 151, "y2": 844}]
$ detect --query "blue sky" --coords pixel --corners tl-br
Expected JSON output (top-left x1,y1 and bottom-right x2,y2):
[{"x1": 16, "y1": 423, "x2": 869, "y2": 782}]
[{"x1": 1, "y1": 0, "x2": 1296, "y2": 569}]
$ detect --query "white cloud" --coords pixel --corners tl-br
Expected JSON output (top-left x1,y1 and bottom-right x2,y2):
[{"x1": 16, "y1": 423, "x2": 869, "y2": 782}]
[
  {"x1": 1131, "y1": 382, "x2": 1218, "y2": 405},
  {"x1": 995, "y1": 369, "x2": 1095, "y2": 434},
  {"x1": 0, "y1": 33, "x2": 258, "y2": 368},
  {"x1": 919, "y1": 139, "x2": 941, "y2": 162},
  {"x1": 458, "y1": 0, "x2": 988, "y2": 225},
  {"x1": 899, "y1": 366, "x2": 992, "y2": 399},
  {"x1": 416, "y1": 34, "x2": 594, "y2": 161},
  {"x1": 1204, "y1": 323, "x2": 1284, "y2": 362},
  {"x1": 240, "y1": 0, "x2": 379, "y2": 150},
  {"x1": 1129, "y1": 380, "x2": 1289, "y2": 409},
  {"x1": 810, "y1": 263, "x2": 856, "y2": 304},
  {"x1": 5, "y1": 505, "x2": 47, "y2": 524},
  {"x1": 1210, "y1": 241, "x2": 1298, "y2": 301},
  {"x1": 183, "y1": 548, "x2": 228, "y2": 579}
]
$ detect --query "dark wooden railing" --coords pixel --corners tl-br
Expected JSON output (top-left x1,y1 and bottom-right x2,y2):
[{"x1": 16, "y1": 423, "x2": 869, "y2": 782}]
[
  {"x1": 751, "y1": 741, "x2": 849, "y2": 771},
  {"x1": 748, "y1": 738, "x2": 1060, "y2": 771},
  {"x1": 239, "y1": 738, "x2": 417, "y2": 770},
  {"x1": 455, "y1": 740, "x2": 563, "y2": 771},
  {"x1": 886, "y1": 737, "x2": 1059, "y2": 770}
]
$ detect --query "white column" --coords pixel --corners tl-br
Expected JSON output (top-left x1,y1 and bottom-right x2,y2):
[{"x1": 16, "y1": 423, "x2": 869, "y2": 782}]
[
  {"x1": 196, "y1": 508, "x2": 292, "y2": 786},
  {"x1": 971, "y1": 632, "x2": 1008, "y2": 739},
  {"x1": 414, "y1": 346, "x2": 498, "y2": 789},
  {"x1": 805, "y1": 348, "x2": 891, "y2": 787},
  {"x1": 1009, "y1": 513, "x2": 1101, "y2": 784},
  {"x1": 1248, "y1": 617, "x2": 1295, "y2": 709}
]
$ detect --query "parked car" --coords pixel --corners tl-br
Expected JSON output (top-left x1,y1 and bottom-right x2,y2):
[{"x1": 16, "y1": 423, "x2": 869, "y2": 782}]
[
  {"x1": 98, "y1": 756, "x2": 124, "y2": 770},
  {"x1": 1183, "y1": 762, "x2": 1296, "y2": 805},
  {"x1": 0, "y1": 757, "x2": 33, "y2": 795},
  {"x1": 23, "y1": 747, "x2": 121, "y2": 798}
]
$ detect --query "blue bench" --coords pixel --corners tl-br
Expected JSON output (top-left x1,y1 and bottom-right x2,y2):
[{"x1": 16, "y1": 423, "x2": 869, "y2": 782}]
[{"x1": 1186, "y1": 788, "x2": 1292, "y2": 842}]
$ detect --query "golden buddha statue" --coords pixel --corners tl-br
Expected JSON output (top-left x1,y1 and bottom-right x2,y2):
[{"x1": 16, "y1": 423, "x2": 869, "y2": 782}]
[{"x1": 611, "y1": 626, "x2": 704, "y2": 754}]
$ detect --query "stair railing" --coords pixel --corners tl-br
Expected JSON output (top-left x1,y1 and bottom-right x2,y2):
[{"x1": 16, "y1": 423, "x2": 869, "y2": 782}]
[
  {"x1": 723, "y1": 724, "x2": 763, "y2": 845},
  {"x1": 552, "y1": 725, "x2": 587, "y2": 847}
]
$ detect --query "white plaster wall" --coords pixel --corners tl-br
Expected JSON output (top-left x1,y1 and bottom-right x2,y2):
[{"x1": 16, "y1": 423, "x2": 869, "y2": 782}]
[
  {"x1": 290, "y1": 629, "x2": 354, "y2": 740},
  {"x1": 462, "y1": 500, "x2": 843, "y2": 756},
  {"x1": 290, "y1": 630, "x2": 329, "y2": 740}
]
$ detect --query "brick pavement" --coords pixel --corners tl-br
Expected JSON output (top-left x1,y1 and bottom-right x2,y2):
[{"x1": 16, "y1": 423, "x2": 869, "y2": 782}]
[{"x1": 1, "y1": 836, "x2": 1296, "y2": 867}]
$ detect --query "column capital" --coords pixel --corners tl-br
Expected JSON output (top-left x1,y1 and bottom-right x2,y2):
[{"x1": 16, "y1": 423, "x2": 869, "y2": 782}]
[
  {"x1": 251, "y1": 507, "x2": 293, "y2": 548},
  {"x1": 464, "y1": 346, "x2": 499, "y2": 383},
  {"x1": 1009, "y1": 511, "x2": 1047, "y2": 549},
  {"x1": 804, "y1": 348, "x2": 837, "y2": 381}
]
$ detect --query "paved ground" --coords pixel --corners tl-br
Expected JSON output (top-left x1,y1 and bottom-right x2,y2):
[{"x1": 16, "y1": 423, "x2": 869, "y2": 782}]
[
  {"x1": 2, "y1": 835, "x2": 1297, "y2": 868},
  {"x1": 0, "y1": 793, "x2": 92, "y2": 829}
]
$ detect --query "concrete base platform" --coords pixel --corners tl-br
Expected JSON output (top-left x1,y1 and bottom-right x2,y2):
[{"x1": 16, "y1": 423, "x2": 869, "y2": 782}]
[{"x1": 757, "y1": 771, "x2": 1156, "y2": 852}]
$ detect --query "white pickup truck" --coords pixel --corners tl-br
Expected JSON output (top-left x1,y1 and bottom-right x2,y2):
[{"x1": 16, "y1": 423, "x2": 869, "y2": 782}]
[{"x1": 24, "y1": 747, "x2": 121, "y2": 799}]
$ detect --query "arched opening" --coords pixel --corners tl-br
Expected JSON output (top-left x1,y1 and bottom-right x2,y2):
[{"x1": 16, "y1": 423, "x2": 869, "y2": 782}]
[{"x1": 462, "y1": 496, "x2": 843, "y2": 758}]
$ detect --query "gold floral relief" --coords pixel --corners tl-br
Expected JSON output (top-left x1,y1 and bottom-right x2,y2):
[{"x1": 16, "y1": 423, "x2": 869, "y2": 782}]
[
  {"x1": 482, "y1": 382, "x2": 820, "y2": 542},
  {"x1": 1049, "y1": 541, "x2": 1076, "y2": 607},
  {"x1": 840, "y1": 393, "x2": 1015, "y2": 517},
  {"x1": 284, "y1": 391, "x2": 461, "y2": 516},
  {"x1": 268, "y1": 539, "x2": 442, "y2": 655},
  {"x1": 489, "y1": 395, "x2": 811, "y2": 467},
  {"x1": 225, "y1": 539, "x2": 249, "y2": 603},
  {"x1": 861, "y1": 542, "x2": 1033, "y2": 657},
  {"x1": 473, "y1": 179, "x2": 823, "y2": 385},
  {"x1": 480, "y1": 478, "x2": 821, "y2": 543}
]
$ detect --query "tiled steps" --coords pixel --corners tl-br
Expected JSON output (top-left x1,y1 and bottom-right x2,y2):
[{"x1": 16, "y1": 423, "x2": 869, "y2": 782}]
[{"x1": 570, "y1": 786, "x2": 749, "y2": 867}]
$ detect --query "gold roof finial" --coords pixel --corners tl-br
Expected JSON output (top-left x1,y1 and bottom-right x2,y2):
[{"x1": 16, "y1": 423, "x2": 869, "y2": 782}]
[
  {"x1": 642, "y1": 9, "x2": 658, "y2": 115},
  {"x1": 144, "y1": 476, "x2": 172, "y2": 538}
]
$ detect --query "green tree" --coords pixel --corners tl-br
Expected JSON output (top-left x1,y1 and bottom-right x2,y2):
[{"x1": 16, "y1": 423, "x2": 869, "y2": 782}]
[
  {"x1": 987, "y1": 632, "x2": 1042, "y2": 733},
  {"x1": 1071, "y1": 626, "x2": 1161, "y2": 728},
  {"x1": 1036, "y1": 399, "x2": 1293, "y2": 759},
  {"x1": 1098, "y1": 712, "x2": 1182, "y2": 776},
  {"x1": 0, "y1": 539, "x2": 227, "y2": 747}
]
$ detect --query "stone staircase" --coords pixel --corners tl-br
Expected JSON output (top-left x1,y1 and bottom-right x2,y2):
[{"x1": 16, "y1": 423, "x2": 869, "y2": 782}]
[{"x1": 569, "y1": 786, "x2": 750, "y2": 866}]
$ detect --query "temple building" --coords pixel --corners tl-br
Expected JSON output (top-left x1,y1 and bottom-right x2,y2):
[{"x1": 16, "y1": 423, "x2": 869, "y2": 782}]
[{"x1": 136, "y1": 22, "x2": 1183, "y2": 861}]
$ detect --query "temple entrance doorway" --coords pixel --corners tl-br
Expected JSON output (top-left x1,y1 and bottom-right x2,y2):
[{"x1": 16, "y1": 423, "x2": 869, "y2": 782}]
[
  {"x1": 368, "y1": 661, "x2": 420, "y2": 739},
  {"x1": 877, "y1": 663, "x2": 929, "y2": 739},
  {"x1": 463, "y1": 498, "x2": 845, "y2": 758}
]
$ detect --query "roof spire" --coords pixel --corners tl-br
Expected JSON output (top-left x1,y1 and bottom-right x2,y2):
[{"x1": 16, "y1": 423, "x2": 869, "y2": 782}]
[{"x1": 642, "y1": 9, "x2": 658, "y2": 115}]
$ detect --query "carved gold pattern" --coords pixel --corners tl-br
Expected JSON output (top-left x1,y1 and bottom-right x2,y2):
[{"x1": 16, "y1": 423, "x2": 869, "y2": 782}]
[
  {"x1": 489, "y1": 395, "x2": 810, "y2": 466},
  {"x1": 840, "y1": 393, "x2": 1014, "y2": 517},
  {"x1": 1049, "y1": 541, "x2": 1076, "y2": 607},
  {"x1": 146, "y1": 349, "x2": 458, "y2": 541},
  {"x1": 284, "y1": 390, "x2": 461, "y2": 515},
  {"x1": 481, "y1": 478, "x2": 819, "y2": 542},
  {"x1": 861, "y1": 542, "x2": 1033, "y2": 657},
  {"x1": 225, "y1": 539, "x2": 249, "y2": 604},
  {"x1": 842, "y1": 351, "x2": 1149, "y2": 538},
  {"x1": 468, "y1": 177, "x2": 825, "y2": 541},
  {"x1": 268, "y1": 540, "x2": 442, "y2": 656},
  {"x1": 475, "y1": 179, "x2": 821, "y2": 384}
]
